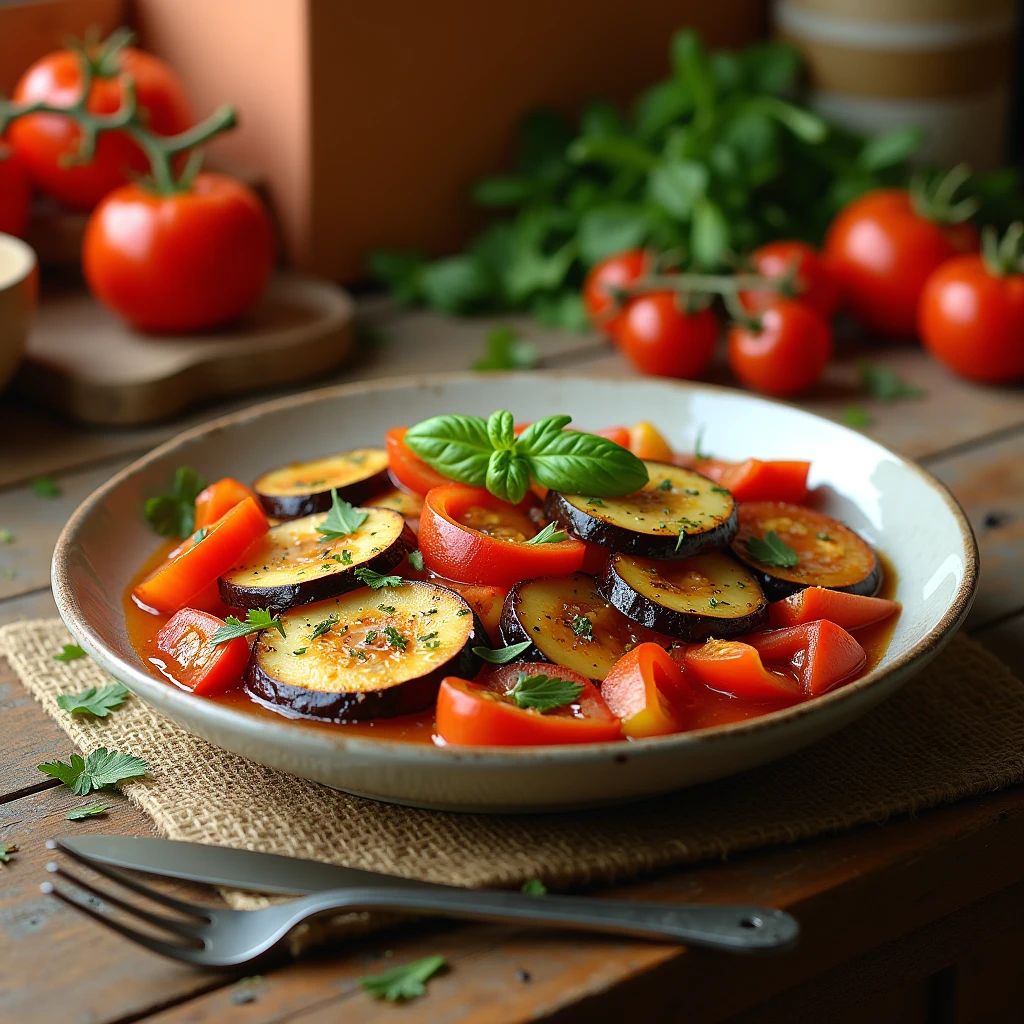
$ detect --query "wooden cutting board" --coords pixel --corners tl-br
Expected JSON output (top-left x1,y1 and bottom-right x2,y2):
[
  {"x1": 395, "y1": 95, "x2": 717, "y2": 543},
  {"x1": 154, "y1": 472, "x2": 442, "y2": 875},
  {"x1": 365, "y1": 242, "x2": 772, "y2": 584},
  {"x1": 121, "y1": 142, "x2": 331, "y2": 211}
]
[{"x1": 15, "y1": 273, "x2": 355, "y2": 426}]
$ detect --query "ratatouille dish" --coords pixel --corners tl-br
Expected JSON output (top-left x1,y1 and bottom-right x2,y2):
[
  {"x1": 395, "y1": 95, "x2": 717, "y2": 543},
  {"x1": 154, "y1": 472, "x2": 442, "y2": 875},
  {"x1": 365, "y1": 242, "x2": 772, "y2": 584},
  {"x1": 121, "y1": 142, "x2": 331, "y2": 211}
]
[{"x1": 126, "y1": 413, "x2": 900, "y2": 747}]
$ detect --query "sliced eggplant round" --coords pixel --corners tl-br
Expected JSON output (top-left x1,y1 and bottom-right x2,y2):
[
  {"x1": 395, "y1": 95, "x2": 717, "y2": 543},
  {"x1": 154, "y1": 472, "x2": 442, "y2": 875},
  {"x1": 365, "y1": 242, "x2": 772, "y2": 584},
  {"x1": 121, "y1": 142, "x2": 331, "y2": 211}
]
[
  {"x1": 599, "y1": 551, "x2": 767, "y2": 641},
  {"x1": 543, "y1": 461, "x2": 736, "y2": 559},
  {"x1": 219, "y1": 507, "x2": 414, "y2": 611},
  {"x1": 731, "y1": 501, "x2": 882, "y2": 601},
  {"x1": 366, "y1": 486, "x2": 424, "y2": 521},
  {"x1": 499, "y1": 572, "x2": 671, "y2": 681},
  {"x1": 245, "y1": 582, "x2": 483, "y2": 721},
  {"x1": 253, "y1": 449, "x2": 390, "y2": 519}
]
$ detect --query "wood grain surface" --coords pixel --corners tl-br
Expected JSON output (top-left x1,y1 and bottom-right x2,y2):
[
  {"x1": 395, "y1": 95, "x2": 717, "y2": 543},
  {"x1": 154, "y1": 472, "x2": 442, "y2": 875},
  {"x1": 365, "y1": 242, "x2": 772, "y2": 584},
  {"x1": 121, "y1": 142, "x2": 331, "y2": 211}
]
[{"x1": 1, "y1": 300, "x2": 1022, "y2": 1023}]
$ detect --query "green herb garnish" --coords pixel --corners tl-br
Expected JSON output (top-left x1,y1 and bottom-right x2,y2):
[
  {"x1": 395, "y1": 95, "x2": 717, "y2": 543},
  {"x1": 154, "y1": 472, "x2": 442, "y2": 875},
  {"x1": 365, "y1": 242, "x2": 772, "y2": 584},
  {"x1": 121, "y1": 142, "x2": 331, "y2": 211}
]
[
  {"x1": 521, "y1": 878, "x2": 547, "y2": 895},
  {"x1": 316, "y1": 490, "x2": 368, "y2": 539},
  {"x1": 744, "y1": 530, "x2": 799, "y2": 568},
  {"x1": 143, "y1": 466, "x2": 207, "y2": 539},
  {"x1": 342, "y1": 550, "x2": 353, "y2": 565},
  {"x1": 472, "y1": 325, "x2": 538, "y2": 372},
  {"x1": 817, "y1": 532, "x2": 833, "y2": 541},
  {"x1": 56, "y1": 683, "x2": 130, "y2": 718},
  {"x1": 571, "y1": 614, "x2": 593, "y2": 640},
  {"x1": 364, "y1": 630, "x2": 378, "y2": 644},
  {"x1": 0, "y1": 528, "x2": 13, "y2": 543},
  {"x1": 53, "y1": 644, "x2": 87, "y2": 663},
  {"x1": 525, "y1": 522, "x2": 569, "y2": 545},
  {"x1": 505, "y1": 671, "x2": 584, "y2": 712},
  {"x1": 656, "y1": 479, "x2": 673, "y2": 491},
  {"x1": 66, "y1": 803, "x2": 108, "y2": 821},
  {"x1": 32, "y1": 476, "x2": 61, "y2": 499},
  {"x1": 308, "y1": 614, "x2": 339, "y2": 640},
  {"x1": 383, "y1": 626, "x2": 407, "y2": 651},
  {"x1": 360, "y1": 955, "x2": 447, "y2": 1003},
  {"x1": 407, "y1": 549, "x2": 425, "y2": 571},
  {"x1": 857, "y1": 361, "x2": 923, "y2": 402},
  {"x1": 378, "y1": 604, "x2": 396, "y2": 613},
  {"x1": 0, "y1": 844, "x2": 17, "y2": 864},
  {"x1": 472, "y1": 640, "x2": 532, "y2": 664},
  {"x1": 843, "y1": 405, "x2": 874, "y2": 429},
  {"x1": 38, "y1": 748, "x2": 149, "y2": 795},
  {"x1": 211, "y1": 609, "x2": 286, "y2": 645},
  {"x1": 354, "y1": 567, "x2": 404, "y2": 589}
]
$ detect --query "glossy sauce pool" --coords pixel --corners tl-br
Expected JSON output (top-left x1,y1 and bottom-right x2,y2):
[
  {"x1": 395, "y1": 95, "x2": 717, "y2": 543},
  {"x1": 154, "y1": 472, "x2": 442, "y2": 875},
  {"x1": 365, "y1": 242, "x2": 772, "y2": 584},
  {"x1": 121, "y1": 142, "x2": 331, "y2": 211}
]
[{"x1": 125, "y1": 545, "x2": 899, "y2": 744}]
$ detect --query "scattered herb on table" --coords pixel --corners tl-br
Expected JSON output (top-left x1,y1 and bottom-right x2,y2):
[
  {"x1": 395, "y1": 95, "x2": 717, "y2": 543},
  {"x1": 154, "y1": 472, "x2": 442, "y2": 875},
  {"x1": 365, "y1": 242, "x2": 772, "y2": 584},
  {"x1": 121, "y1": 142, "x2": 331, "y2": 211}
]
[
  {"x1": 473, "y1": 640, "x2": 533, "y2": 664},
  {"x1": 505, "y1": 672, "x2": 584, "y2": 712},
  {"x1": 32, "y1": 476, "x2": 61, "y2": 499},
  {"x1": 0, "y1": 844, "x2": 17, "y2": 865},
  {"x1": 0, "y1": 528, "x2": 12, "y2": 543},
  {"x1": 521, "y1": 878, "x2": 548, "y2": 895},
  {"x1": 407, "y1": 549, "x2": 425, "y2": 571},
  {"x1": 144, "y1": 466, "x2": 207, "y2": 538},
  {"x1": 53, "y1": 643, "x2": 87, "y2": 663},
  {"x1": 316, "y1": 490, "x2": 369, "y2": 539},
  {"x1": 526, "y1": 522, "x2": 569, "y2": 545},
  {"x1": 360, "y1": 954, "x2": 447, "y2": 1003},
  {"x1": 66, "y1": 803, "x2": 108, "y2": 821},
  {"x1": 744, "y1": 530, "x2": 799, "y2": 568},
  {"x1": 857, "y1": 361, "x2": 923, "y2": 402},
  {"x1": 38, "y1": 748, "x2": 149, "y2": 795},
  {"x1": 211, "y1": 609, "x2": 286, "y2": 645},
  {"x1": 56, "y1": 682, "x2": 130, "y2": 717},
  {"x1": 354, "y1": 567, "x2": 404, "y2": 590},
  {"x1": 843, "y1": 405, "x2": 874, "y2": 428},
  {"x1": 472, "y1": 325, "x2": 539, "y2": 372}
]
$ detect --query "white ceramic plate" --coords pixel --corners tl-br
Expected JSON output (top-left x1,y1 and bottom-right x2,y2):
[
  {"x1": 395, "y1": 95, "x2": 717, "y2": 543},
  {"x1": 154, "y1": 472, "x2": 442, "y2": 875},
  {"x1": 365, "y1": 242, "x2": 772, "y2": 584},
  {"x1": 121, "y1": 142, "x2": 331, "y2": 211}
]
[{"x1": 52, "y1": 374, "x2": 977, "y2": 812}]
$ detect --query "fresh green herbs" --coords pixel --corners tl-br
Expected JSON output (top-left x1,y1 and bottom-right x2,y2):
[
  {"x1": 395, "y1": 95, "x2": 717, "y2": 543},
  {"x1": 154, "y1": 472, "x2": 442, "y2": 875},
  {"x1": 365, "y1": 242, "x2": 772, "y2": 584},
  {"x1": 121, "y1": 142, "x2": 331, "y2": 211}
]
[
  {"x1": 341, "y1": 550, "x2": 353, "y2": 565},
  {"x1": 56, "y1": 683, "x2": 130, "y2": 718},
  {"x1": 472, "y1": 325, "x2": 538, "y2": 372},
  {"x1": 308, "y1": 614, "x2": 339, "y2": 640},
  {"x1": 842, "y1": 405, "x2": 874, "y2": 429},
  {"x1": 360, "y1": 954, "x2": 447, "y2": 1003},
  {"x1": 0, "y1": 844, "x2": 16, "y2": 865},
  {"x1": 378, "y1": 604, "x2": 396, "y2": 613},
  {"x1": 857, "y1": 361, "x2": 923, "y2": 402},
  {"x1": 316, "y1": 490, "x2": 369, "y2": 539},
  {"x1": 472, "y1": 640, "x2": 533, "y2": 664},
  {"x1": 364, "y1": 630, "x2": 378, "y2": 645},
  {"x1": 292, "y1": 648, "x2": 307, "y2": 656},
  {"x1": 66, "y1": 803, "x2": 108, "y2": 821},
  {"x1": 0, "y1": 528, "x2": 12, "y2": 543},
  {"x1": 144, "y1": 466, "x2": 207, "y2": 539},
  {"x1": 521, "y1": 878, "x2": 548, "y2": 895},
  {"x1": 817, "y1": 532, "x2": 833, "y2": 542},
  {"x1": 675, "y1": 527, "x2": 688, "y2": 553},
  {"x1": 211, "y1": 609, "x2": 286, "y2": 645},
  {"x1": 38, "y1": 748, "x2": 149, "y2": 795},
  {"x1": 407, "y1": 549, "x2": 425, "y2": 571},
  {"x1": 405, "y1": 410, "x2": 648, "y2": 505},
  {"x1": 656, "y1": 478, "x2": 673, "y2": 491},
  {"x1": 525, "y1": 522, "x2": 569, "y2": 545},
  {"x1": 505, "y1": 671, "x2": 585, "y2": 712},
  {"x1": 53, "y1": 644, "x2": 87, "y2": 663},
  {"x1": 32, "y1": 476, "x2": 61, "y2": 499},
  {"x1": 744, "y1": 530, "x2": 799, "y2": 568},
  {"x1": 571, "y1": 614, "x2": 593, "y2": 640},
  {"x1": 383, "y1": 626, "x2": 407, "y2": 651},
  {"x1": 354, "y1": 567, "x2": 404, "y2": 589}
]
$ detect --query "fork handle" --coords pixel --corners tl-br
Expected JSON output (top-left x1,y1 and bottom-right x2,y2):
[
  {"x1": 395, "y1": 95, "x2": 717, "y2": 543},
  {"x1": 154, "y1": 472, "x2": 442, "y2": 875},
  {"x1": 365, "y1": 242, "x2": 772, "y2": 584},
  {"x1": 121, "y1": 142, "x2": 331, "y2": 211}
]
[{"x1": 296, "y1": 887, "x2": 798, "y2": 953}]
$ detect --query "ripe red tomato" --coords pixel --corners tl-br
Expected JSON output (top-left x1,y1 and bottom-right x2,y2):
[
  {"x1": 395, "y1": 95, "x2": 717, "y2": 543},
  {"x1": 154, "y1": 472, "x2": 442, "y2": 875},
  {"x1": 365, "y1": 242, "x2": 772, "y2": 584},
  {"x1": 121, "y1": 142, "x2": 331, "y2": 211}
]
[
  {"x1": 9, "y1": 43, "x2": 193, "y2": 210},
  {"x1": 918, "y1": 254, "x2": 1024, "y2": 383},
  {"x1": 727, "y1": 300, "x2": 833, "y2": 397},
  {"x1": 582, "y1": 249, "x2": 652, "y2": 340},
  {"x1": 614, "y1": 293, "x2": 718, "y2": 379},
  {"x1": 83, "y1": 173, "x2": 275, "y2": 333},
  {"x1": 0, "y1": 146, "x2": 31, "y2": 237},
  {"x1": 742, "y1": 240, "x2": 839, "y2": 320},
  {"x1": 824, "y1": 189, "x2": 977, "y2": 337}
]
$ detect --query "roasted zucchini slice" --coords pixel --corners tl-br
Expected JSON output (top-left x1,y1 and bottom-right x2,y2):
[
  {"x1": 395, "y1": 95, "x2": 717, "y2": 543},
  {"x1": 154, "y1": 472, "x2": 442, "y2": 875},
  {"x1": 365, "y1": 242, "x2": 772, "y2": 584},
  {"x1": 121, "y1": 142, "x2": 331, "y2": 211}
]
[
  {"x1": 499, "y1": 572, "x2": 671, "y2": 681},
  {"x1": 219, "y1": 507, "x2": 414, "y2": 611},
  {"x1": 599, "y1": 551, "x2": 767, "y2": 641},
  {"x1": 543, "y1": 461, "x2": 736, "y2": 559},
  {"x1": 731, "y1": 501, "x2": 881, "y2": 601},
  {"x1": 253, "y1": 449, "x2": 390, "y2": 518},
  {"x1": 245, "y1": 582, "x2": 483, "y2": 721}
]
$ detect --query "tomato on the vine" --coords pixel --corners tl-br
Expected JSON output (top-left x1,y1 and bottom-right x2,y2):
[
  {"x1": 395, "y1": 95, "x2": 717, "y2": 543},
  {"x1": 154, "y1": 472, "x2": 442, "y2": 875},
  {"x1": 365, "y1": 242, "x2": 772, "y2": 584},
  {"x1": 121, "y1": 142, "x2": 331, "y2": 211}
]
[
  {"x1": 727, "y1": 299, "x2": 833, "y2": 397},
  {"x1": 918, "y1": 227, "x2": 1024, "y2": 383},
  {"x1": 83, "y1": 172, "x2": 275, "y2": 333},
  {"x1": 9, "y1": 32, "x2": 193, "y2": 210},
  {"x1": 824, "y1": 186, "x2": 978, "y2": 337},
  {"x1": 583, "y1": 249, "x2": 652, "y2": 340},
  {"x1": 614, "y1": 292, "x2": 718, "y2": 379},
  {"x1": 0, "y1": 146, "x2": 31, "y2": 237},
  {"x1": 741, "y1": 240, "x2": 839, "y2": 320}
]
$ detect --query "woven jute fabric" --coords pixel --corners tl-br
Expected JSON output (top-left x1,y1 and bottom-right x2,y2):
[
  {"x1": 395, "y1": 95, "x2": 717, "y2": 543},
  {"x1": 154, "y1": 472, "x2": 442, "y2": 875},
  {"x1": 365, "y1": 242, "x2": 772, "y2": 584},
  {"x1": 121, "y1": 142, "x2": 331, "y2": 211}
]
[{"x1": 5, "y1": 618, "x2": 1024, "y2": 918}]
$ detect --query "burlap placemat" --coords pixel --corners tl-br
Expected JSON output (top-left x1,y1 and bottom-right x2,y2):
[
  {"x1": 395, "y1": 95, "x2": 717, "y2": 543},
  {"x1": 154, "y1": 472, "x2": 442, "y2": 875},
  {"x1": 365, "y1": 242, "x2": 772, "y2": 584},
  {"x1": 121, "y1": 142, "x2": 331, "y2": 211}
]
[{"x1": 5, "y1": 618, "x2": 1024, "y2": 915}]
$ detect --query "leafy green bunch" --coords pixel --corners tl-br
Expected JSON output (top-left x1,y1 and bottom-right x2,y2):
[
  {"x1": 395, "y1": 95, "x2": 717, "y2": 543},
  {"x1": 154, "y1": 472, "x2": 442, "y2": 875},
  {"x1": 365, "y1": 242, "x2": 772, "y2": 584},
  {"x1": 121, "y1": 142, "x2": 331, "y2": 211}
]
[{"x1": 369, "y1": 31, "x2": 925, "y2": 326}]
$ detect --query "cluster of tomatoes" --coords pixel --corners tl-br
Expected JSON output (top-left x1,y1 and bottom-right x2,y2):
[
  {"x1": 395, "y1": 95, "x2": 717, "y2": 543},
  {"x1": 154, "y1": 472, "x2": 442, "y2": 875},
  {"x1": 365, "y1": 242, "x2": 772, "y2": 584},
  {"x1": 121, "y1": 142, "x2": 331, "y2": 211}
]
[
  {"x1": 584, "y1": 184, "x2": 1024, "y2": 392},
  {"x1": 0, "y1": 33, "x2": 274, "y2": 333}
]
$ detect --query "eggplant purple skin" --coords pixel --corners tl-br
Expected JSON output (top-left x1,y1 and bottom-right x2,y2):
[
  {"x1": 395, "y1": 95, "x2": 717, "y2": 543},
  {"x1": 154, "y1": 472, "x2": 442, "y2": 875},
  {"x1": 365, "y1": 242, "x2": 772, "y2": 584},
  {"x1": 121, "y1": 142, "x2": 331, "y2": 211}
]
[
  {"x1": 542, "y1": 490, "x2": 738, "y2": 560},
  {"x1": 729, "y1": 548, "x2": 883, "y2": 602},
  {"x1": 218, "y1": 525, "x2": 416, "y2": 612},
  {"x1": 253, "y1": 466, "x2": 390, "y2": 520},
  {"x1": 597, "y1": 558, "x2": 768, "y2": 642},
  {"x1": 496, "y1": 580, "x2": 571, "y2": 664},
  {"x1": 243, "y1": 610, "x2": 486, "y2": 722}
]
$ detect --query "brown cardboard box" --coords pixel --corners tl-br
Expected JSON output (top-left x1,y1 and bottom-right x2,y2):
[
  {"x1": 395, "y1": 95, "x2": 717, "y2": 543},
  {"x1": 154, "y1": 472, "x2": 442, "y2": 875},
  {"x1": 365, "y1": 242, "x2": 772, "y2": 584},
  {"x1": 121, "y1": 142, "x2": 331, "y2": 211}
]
[{"x1": 134, "y1": 0, "x2": 764, "y2": 280}]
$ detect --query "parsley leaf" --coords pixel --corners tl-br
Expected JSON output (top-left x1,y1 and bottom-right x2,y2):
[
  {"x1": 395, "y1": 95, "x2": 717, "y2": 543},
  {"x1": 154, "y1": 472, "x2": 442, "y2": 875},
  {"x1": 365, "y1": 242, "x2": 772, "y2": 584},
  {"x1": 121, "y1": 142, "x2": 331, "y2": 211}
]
[
  {"x1": 56, "y1": 682, "x2": 130, "y2": 717},
  {"x1": 472, "y1": 325, "x2": 539, "y2": 372},
  {"x1": 505, "y1": 671, "x2": 584, "y2": 712},
  {"x1": 0, "y1": 844, "x2": 17, "y2": 864},
  {"x1": 744, "y1": 530, "x2": 799, "y2": 568},
  {"x1": 522, "y1": 878, "x2": 547, "y2": 895},
  {"x1": 211, "y1": 609, "x2": 286, "y2": 645},
  {"x1": 66, "y1": 803, "x2": 108, "y2": 821},
  {"x1": 571, "y1": 614, "x2": 593, "y2": 640},
  {"x1": 143, "y1": 466, "x2": 207, "y2": 539},
  {"x1": 383, "y1": 626, "x2": 407, "y2": 651},
  {"x1": 38, "y1": 748, "x2": 149, "y2": 795},
  {"x1": 360, "y1": 954, "x2": 447, "y2": 1002},
  {"x1": 857, "y1": 361, "x2": 923, "y2": 402},
  {"x1": 53, "y1": 644, "x2": 87, "y2": 663},
  {"x1": 525, "y1": 522, "x2": 569, "y2": 545},
  {"x1": 32, "y1": 476, "x2": 60, "y2": 499},
  {"x1": 843, "y1": 404, "x2": 874, "y2": 428},
  {"x1": 308, "y1": 614, "x2": 338, "y2": 640},
  {"x1": 316, "y1": 490, "x2": 368, "y2": 540},
  {"x1": 472, "y1": 640, "x2": 532, "y2": 664},
  {"x1": 354, "y1": 567, "x2": 404, "y2": 590},
  {"x1": 342, "y1": 550, "x2": 353, "y2": 565},
  {"x1": 407, "y1": 549, "x2": 425, "y2": 571},
  {"x1": 0, "y1": 528, "x2": 13, "y2": 543}
]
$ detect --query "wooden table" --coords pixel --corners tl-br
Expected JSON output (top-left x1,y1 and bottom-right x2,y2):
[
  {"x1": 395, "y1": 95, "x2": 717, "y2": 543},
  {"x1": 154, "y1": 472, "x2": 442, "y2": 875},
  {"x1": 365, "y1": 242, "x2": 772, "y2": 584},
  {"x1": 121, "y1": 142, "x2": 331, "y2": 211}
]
[{"x1": 2, "y1": 301, "x2": 1023, "y2": 1023}]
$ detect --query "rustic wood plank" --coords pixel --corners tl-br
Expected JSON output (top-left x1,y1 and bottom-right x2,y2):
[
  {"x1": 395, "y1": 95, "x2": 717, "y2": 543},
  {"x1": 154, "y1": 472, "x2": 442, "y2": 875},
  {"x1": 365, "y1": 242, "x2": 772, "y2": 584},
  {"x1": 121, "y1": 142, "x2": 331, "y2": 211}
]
[
  {"x1": 0, "y1": 587, "x2": 57, "y2": 626},
  {"x1": 972, "y1": 612, "x2": 1024, "y2": 680}
]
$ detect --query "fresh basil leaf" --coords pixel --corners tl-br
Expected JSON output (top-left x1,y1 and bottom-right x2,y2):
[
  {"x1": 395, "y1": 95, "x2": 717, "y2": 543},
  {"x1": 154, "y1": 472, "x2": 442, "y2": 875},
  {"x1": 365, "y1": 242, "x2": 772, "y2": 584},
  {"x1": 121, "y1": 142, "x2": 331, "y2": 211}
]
[
  {"x1": 744, "y1": 530, "x2": 799, "y2": 568},
  {"x1": 529, "y1": 291, "x2": 588, "y2": 331},
  {"x1": 691, "y1": 196, "x2": 729, "y2": 268},
  {"x1": 671, "y1": 30, "x2": 714, "y2": 122},
  {"x1": 504, "y1": 238, "x2": 577, "y2": 302},
  {"x1": 858, "y1": 126, "x2": 924, "y2": 172},
  {"x1": 567, "y1": 135, "x2": 658, "y2": 171},
  {"x1": 472, "y1": 176, "x2": 535, "y2": 207},
  {"x1": 366, "y1": 249, "x2": 426, "y2": 305},
  {"x1": 577, "y1": 205, "x2": 650, "y2": 264},
  {"x1": 485, "y1": 449, "x2": 532, "y2": 505},
  {"x1": 750, "y1": 96, "x2": 828, "y2": 144},
  {"x1": 420, "y1": 255, "x2": 495, "y2": 313},
  {"x1": 742, "y1": 41, "x2": 802, "y2": 96},
  {"x1": 487, "y1": 410, "x2": 516, "y2": 452},
  {"x1": 405, "y1": 414, "x2": 493, "y2": 486},
  {"x1": 633, "y1": 79, "x2": 692, "y2": 141},
  {"x1": 648, "y1": 159, "x2": 708, "y2": 218},
  {"x1": 505, "y1": 671, "x2": 585, "y2": 712},
  {"x1": 579, "y1": 99, "x2": 624, "y2": 138},
  {"x1": 473, "y1": 640, "x2": 533, "y2": 664}
]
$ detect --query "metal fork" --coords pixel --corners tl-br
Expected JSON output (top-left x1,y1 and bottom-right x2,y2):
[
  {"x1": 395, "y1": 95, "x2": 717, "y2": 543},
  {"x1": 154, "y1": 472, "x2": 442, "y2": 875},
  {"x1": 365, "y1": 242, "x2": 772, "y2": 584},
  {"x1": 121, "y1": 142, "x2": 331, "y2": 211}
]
[{"x1": 41, "y1": 838, "x2": 799, "y2": 967}]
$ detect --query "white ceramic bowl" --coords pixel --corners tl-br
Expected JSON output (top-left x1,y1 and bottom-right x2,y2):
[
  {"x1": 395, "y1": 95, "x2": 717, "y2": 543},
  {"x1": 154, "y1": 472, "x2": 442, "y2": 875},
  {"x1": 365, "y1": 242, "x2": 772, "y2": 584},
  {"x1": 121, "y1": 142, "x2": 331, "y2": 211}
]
[
  {"x1": 0, "y1": 233, "x2": 37, "y2": 391},
  {"x1": 52, "y1": 374, "x2": 977, "y2": 812}
]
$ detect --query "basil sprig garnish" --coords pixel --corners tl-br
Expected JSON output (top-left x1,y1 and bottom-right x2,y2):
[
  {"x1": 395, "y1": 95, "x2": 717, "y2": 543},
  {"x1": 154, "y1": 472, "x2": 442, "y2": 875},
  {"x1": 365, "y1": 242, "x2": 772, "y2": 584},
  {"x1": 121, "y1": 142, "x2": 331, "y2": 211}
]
[{"x1": 405, "y1": 411, "x2": 648, "y2": 505}]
